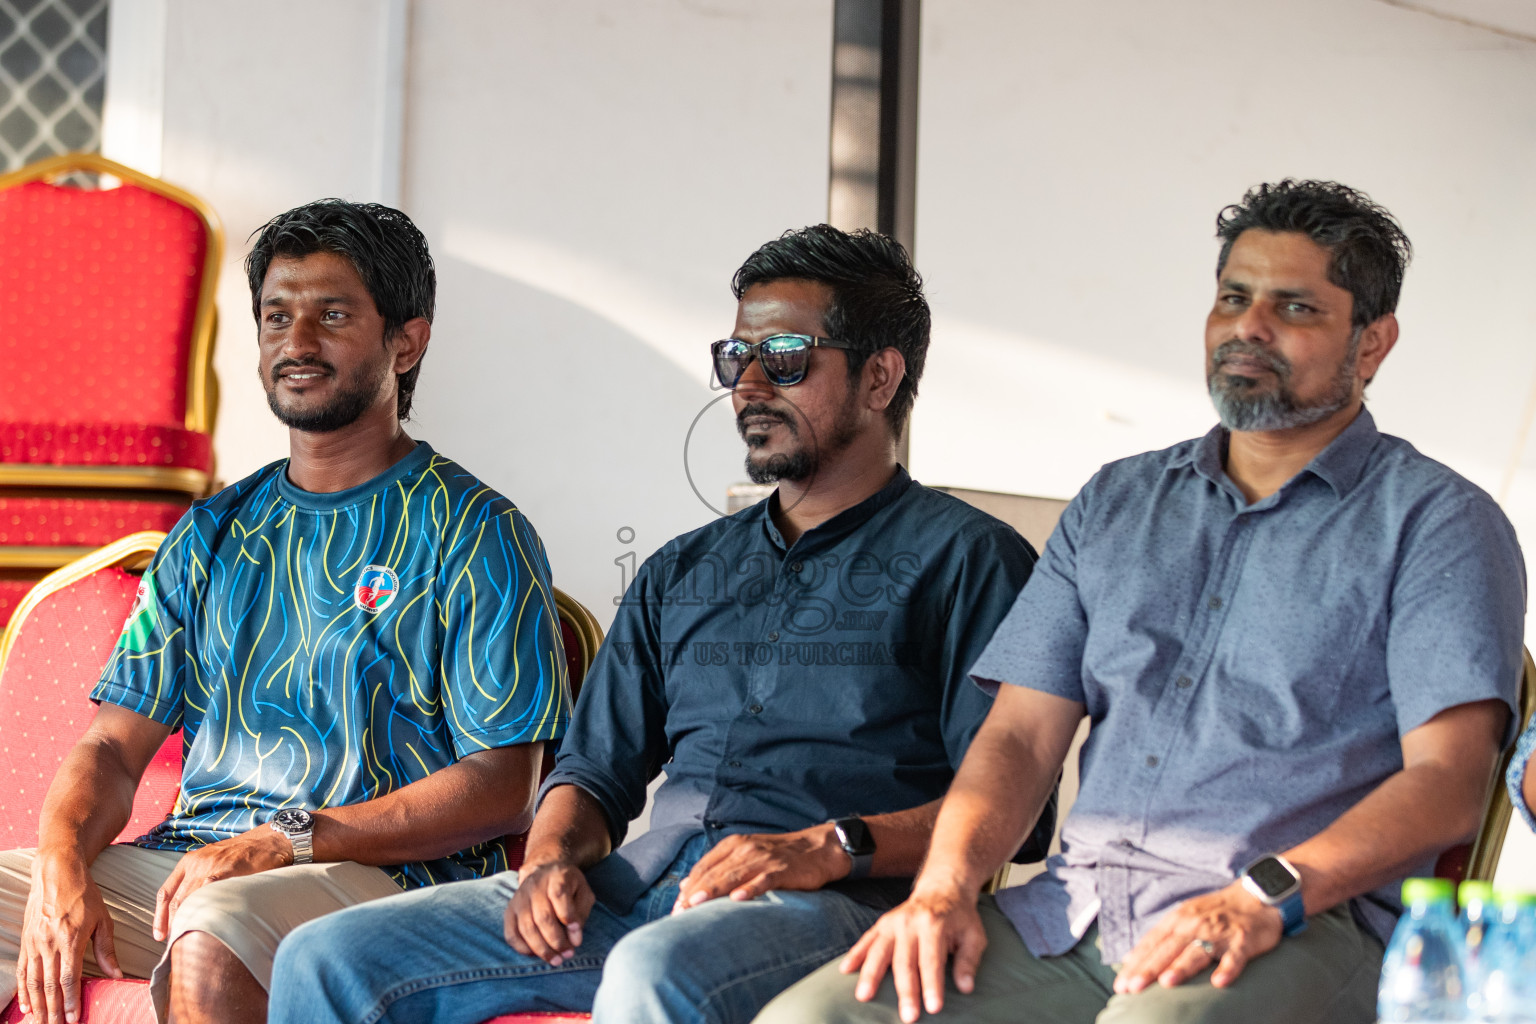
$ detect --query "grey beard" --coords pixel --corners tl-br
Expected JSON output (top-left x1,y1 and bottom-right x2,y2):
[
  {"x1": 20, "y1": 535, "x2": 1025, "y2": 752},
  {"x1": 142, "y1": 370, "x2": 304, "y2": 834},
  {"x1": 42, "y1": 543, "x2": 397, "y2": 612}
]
[
  {"x1": 1209, "y1": 381, "x2": 1352, "y2": 432},
  {"x1": 1207, "y1": 332, "x2": 1359, "y2": 432}
]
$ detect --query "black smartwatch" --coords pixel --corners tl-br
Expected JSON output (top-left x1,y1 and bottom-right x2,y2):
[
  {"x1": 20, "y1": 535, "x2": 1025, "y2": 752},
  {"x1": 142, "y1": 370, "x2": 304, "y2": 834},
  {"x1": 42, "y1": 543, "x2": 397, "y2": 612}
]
[
  {"x1": 830, "y1": 816, "x2": 876, "y2": 880},
  {"x1": 1241, "y1": 854, "x2": 1306, "y2": 936}
]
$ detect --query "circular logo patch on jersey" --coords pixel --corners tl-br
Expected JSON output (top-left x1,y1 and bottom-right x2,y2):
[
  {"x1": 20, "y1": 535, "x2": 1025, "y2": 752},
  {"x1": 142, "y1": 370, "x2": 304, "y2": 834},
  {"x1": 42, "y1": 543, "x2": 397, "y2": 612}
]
[{"x1": 354, "y1": 565, "x2": 400, "y2": 614}]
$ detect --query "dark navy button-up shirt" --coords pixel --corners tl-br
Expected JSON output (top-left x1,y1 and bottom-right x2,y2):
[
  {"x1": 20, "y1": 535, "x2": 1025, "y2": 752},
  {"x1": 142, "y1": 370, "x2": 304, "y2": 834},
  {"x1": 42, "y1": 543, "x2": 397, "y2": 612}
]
[
  {"x1": 971, "y1": 410, "x2": 1525, "y2": 963},
  {"x1": 541, "y1": 467, "x2": 1049, "y2": 912}
]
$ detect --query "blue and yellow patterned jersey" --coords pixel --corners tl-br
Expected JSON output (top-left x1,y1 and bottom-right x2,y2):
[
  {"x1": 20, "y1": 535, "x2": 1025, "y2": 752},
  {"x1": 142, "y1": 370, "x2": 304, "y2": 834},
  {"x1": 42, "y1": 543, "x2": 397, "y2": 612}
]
[{"x1": 91, "y1": 441, "x2": 571, "y2": 888}]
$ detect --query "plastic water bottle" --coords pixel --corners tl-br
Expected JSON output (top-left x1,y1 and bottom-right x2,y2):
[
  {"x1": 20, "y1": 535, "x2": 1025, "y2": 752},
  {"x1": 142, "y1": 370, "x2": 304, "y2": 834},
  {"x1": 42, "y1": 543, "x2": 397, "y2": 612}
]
[
  {"x1": 1379, "y1": 877, "x2": 1469, "y2": 1022},
  {"x1": 1461, "y1": 881, "x2": 1496, "y2": 1020},
  {"x1": 1481, "y1": 891, "x2": 1536, "y2": 1023}
]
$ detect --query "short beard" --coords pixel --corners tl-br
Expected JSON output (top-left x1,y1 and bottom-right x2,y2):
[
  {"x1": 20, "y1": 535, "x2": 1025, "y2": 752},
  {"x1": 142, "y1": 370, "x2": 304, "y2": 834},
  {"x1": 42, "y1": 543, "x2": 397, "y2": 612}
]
[
  {"x1": 1207, "y1": 331, "x2": 1359, "y2": 433},
  {"x1": 263, "y1": 357, "x2": 391, "y2": 433},
  {"x1": 738, "y1": 390, "x2": 861, "y2": 485}
]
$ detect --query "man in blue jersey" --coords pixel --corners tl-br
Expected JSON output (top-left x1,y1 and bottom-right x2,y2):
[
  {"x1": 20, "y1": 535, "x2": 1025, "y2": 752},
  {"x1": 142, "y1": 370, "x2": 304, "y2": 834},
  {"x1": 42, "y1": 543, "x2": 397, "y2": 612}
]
[
  {"x1": 269, "y1": 226, "x2": 1052, "y2": 1024},
  {"x1": 0, "y1": 200, "x2": 570, "y2": 1024}
]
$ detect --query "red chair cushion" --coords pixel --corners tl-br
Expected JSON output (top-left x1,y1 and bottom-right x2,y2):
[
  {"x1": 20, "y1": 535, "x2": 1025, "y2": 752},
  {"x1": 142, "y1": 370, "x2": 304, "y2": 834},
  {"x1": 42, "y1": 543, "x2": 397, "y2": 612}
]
[
  {"x1": 0, "y1": 567, "x2": 181, "y2": 850},
  {"x1": 2, "y1": 978, "x2": 153, "y2": 1023},
  {"x1": 0, "y1": 494, "x2": 189, "y2": 547},
  {"x1": 560, "y1": 619, "x2": 584, "y2": 694},
  {"x1": 0, "y1": 422, "x2": 212, "y2": 473},
  {"x1": 0, "y1": 180, "x2": 208, "y2": 428},
  {"x1": 0, "y1": 576, "x2": 41, "y2": 629}
]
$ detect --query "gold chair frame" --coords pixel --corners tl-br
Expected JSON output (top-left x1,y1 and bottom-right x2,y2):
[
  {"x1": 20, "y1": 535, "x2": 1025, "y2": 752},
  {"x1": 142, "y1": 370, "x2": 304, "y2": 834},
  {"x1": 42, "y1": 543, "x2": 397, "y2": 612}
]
[
  {"x1": 553, "y1": 587, "x2": 605, "y2": 683},
  {"x1": 0, "y1": 152, "x2": 224, "y2": 496},
  {"x1": 1466, "y1": 646, "x2": 1536, "y2": 881},
  {"x1": 0, "y1": 531, "x2": 165, "y2": 661}
]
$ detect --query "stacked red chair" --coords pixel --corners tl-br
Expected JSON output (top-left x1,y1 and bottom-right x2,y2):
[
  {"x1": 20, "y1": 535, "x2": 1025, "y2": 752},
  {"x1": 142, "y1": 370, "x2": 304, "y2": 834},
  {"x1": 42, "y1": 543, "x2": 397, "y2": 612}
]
[
  {"x1": 0, "y1": 152, "x2": 222, "y2": 630},
  {"x1": 0, "y1": 543, "x2": 603, "y2": 1023}
]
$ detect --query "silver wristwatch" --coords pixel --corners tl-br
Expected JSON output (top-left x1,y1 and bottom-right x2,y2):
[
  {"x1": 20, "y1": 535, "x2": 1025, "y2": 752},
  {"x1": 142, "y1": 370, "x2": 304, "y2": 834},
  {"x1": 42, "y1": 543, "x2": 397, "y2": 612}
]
[{"x1": 269, "y1": 808, "x2": 315, "y2": 865}]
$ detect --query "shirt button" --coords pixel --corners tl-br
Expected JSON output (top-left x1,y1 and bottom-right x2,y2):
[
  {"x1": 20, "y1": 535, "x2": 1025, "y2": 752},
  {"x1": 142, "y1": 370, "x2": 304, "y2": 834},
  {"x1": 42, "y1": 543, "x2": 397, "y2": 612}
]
[
  {"x1": 704, "y1": 819, "x2": 720, "y2": 829},
  {"x1": 727, "y1": 760, "x2": 742, "y2": 768},
  {"x1": 1207, "y1": 597, "x2": 1223, "y2": 610},
  {"x1": 1176, "y1": 676, "x2": 1192, "y2": 689},
  {"x1": 748, "y1": 703, "x2": 763, "y2": 715},
  {"x1": 790, "y1": 561, "x2": 803, "y2": 573},
  {"x1": 767, "y1": 631, "x2": 780, "y2": 641},
  {"x1": 1145, "y1": 755, "x2": 1159, "y2": 767}
]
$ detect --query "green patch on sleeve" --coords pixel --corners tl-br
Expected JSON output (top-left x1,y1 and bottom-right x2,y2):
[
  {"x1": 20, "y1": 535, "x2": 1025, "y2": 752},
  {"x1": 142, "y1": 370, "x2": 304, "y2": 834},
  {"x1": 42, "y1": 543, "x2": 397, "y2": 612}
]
[{"x1": 117, "y1": 575, "x2": 159, "y2": 653}]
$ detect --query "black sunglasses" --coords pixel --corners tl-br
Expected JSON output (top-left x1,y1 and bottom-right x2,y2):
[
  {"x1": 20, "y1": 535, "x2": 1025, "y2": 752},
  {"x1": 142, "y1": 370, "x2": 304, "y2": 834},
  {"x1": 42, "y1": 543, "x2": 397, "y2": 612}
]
[{"x1": 711, "y1": 334, "x2": 857, "y2": 389}]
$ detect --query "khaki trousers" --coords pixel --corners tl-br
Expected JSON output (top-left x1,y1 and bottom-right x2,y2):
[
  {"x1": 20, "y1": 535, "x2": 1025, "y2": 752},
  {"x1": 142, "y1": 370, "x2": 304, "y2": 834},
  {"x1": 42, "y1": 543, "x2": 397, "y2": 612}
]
[
  {"x1": 0, "y1": 844, "x2": 403, "y2": 1022},
  {"x1": 753, "y1": 897, "x2": 1383, "y2": 1024}
]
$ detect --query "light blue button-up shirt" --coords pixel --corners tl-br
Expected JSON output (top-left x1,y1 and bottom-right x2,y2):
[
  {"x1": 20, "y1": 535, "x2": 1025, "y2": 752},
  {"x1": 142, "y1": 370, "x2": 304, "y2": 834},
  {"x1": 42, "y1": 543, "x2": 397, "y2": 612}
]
[{"x1": 971, "y1": 409, "x2": 1526, "y2": 963}]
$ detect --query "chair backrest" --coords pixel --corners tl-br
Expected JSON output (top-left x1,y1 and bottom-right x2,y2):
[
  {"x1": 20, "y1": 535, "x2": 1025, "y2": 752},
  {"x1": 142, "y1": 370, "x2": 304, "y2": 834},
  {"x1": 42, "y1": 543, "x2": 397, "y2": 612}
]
[
  {"x1": 0, "y1": 153, "x2": 222, "y2": 433},
  {"x1": 503, "y1": 588, "x2": 605, "y2": 871},
  {"x1": 0, "y1": 532, "x2": 181, "y2": 850},
  {"x1": 936, "y1": 485, "x2": 1069, "y2": 554}
]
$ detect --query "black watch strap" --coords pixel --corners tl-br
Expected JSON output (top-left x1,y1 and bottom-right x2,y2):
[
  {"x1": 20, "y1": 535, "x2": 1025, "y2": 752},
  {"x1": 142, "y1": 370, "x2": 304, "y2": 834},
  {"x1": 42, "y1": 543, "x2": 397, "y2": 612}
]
[{"x1": 830, "y1": 816, "x2": 876, "y2": 880}]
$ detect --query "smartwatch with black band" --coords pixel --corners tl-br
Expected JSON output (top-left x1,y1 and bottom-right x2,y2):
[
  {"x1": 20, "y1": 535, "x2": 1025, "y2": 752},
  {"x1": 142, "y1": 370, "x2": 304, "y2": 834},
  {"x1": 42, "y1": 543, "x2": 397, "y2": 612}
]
[
  {"x1": 830, "y1": 816, "x2": 876, "y2": 880},
  {"x1": 1241, "y1": 854, "x2": 1306, "y2": 936}
]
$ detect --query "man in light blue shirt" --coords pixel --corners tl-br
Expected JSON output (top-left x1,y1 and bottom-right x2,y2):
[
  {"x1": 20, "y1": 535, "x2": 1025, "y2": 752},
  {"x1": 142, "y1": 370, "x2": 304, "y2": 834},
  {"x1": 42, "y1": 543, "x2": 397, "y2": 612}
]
[{"x1": 759, "y1": 180, "x2": 1526, "y2": 1024}]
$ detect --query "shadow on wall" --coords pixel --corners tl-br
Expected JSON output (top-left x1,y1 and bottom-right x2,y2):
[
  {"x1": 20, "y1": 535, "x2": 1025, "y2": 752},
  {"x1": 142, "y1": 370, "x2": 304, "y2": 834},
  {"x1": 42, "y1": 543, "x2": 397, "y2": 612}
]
[{"x1": 411, "y1": 256, "x2": 745, "y2": 630}]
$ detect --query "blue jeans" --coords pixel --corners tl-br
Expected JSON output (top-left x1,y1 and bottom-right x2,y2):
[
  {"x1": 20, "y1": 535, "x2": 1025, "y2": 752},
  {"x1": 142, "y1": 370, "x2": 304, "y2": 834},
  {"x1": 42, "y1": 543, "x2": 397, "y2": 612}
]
[{"x1": 269, "y1": 836, "x2": 885, "y2": 1024}]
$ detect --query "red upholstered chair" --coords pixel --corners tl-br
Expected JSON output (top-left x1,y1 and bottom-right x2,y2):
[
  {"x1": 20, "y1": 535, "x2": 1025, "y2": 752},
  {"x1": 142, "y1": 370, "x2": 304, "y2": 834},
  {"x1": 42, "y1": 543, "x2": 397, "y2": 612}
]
[
  {"x1": 0, "y1": 532, "x2": 180, "y2": 1024},
  {"x1": 0, "y1": 153, "x2": 222, "y2": 626}
]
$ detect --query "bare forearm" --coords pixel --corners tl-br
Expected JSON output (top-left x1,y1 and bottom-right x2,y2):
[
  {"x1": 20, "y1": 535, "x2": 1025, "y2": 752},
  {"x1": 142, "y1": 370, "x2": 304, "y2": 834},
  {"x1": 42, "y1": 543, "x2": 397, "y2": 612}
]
[
  {"x1": 36, "y1": 736, "x2": 142, "y2": 863},
  {"x1": 858, "y1": 799, "x2": 943, "y2": 878},
  {"x1": 1287, "y1": 761, "x2": 1492, "y2": 914},
  {"x1": 918, "y1": 687, "x2": 1082, "y2": 895},
  {"x1": 1286, "y1": 700, "x2": 1506, "y2": 915},
  {"x1": 520, "y1": 784, "x2": 615, "y2": 871},
  {"x1": 312, "y1": 743, "x2": 543, "y2": 865}
]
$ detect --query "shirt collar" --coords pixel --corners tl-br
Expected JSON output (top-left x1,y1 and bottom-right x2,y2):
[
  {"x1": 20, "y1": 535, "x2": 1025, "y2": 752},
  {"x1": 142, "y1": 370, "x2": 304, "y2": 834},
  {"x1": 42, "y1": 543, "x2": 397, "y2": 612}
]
[
  {"x1": 757, "y1": 465, "x2": 914, "y2": 551},
  {"x1": 1176, "y1": 407, "x2": 1380, "y2": 500}
]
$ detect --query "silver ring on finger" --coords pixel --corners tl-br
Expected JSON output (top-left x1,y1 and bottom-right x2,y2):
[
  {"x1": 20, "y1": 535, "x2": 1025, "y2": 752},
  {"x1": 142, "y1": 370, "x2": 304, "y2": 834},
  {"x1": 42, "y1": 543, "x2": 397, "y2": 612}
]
[{"x1": 1195, "y1": 939, "x2": 1216, "y2": 957}]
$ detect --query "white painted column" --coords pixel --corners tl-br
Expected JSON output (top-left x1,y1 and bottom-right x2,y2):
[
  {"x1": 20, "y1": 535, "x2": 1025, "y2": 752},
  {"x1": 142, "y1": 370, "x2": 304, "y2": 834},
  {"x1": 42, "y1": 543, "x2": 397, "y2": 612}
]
[{"x1": 100, "y1": 0, "x2": 166, "y2": 176}]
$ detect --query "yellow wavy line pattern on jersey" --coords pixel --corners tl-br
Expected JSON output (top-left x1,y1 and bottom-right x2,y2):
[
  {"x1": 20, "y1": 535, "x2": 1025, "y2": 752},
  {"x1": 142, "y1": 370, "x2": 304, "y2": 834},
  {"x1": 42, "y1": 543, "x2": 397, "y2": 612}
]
[{"x1": 92, "y1": 449, "x2": 572, "y2": 888}]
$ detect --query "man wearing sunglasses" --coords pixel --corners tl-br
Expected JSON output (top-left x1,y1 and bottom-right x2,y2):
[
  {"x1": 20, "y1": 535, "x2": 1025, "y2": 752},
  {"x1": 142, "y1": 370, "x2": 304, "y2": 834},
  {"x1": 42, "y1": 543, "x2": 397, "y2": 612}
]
[{"x1": 269, "y1": 225, "x2": 1053, "y2": 1024}]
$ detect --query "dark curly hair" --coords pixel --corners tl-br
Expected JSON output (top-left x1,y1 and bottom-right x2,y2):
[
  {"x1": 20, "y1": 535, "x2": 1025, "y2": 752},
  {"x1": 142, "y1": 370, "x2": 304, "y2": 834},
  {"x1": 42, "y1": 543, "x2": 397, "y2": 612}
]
[
  {"x1": 732, "y1": 225, "x2": 929, "y2": 436},
  {"x1": 1216, "y1": 180, "x2": 1412, "y2": 329},
  {"x1": 246, "y1": 200, "x2": 436, "y2": 421}
]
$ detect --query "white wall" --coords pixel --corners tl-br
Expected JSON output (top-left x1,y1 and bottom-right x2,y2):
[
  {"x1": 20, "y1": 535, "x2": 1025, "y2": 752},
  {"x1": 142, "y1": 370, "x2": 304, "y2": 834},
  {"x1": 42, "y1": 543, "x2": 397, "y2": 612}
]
[
  {"x1": 152, "y1": 0, "x2": 403, "y2": 487},
  {"x1": 113, "y1": 1, "x2": 831, "y2": 627},
  {"x1": 401, "y1": 0, "x2": 833, "y2": 626},
  {"x1": 908, "y1": 0, "x2": 1536, "y2": 890}
]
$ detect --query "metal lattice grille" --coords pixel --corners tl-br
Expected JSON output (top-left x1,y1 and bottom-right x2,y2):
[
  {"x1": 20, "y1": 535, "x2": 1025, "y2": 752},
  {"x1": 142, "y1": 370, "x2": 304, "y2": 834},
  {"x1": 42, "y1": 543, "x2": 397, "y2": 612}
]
[{"x1": 0, "y1": 0, "x2": 108, "y2": 172}]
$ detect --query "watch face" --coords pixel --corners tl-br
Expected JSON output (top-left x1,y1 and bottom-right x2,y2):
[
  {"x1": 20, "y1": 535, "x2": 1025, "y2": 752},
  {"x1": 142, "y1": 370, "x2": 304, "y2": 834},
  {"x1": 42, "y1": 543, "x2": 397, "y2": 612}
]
[
  {"x1": 1246, "y1": 856, "x2": 1298, "y2": 899},
  {"x1": 834, "y1": 817, "x2": 875, "y2": 856},
  {"x1": 272, "y1": 808, "x2": 313, "y2": 833}
]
